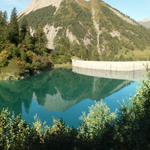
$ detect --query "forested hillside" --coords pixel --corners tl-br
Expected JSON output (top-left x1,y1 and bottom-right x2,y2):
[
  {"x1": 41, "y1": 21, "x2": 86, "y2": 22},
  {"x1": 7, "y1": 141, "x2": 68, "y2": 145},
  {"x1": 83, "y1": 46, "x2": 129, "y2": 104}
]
[
  {"x1": 20, "y1": 0, "x2": 150, "y2": 62},
  {"x1": 0, "y1": 8, "x2": 52, "y2": 80}
]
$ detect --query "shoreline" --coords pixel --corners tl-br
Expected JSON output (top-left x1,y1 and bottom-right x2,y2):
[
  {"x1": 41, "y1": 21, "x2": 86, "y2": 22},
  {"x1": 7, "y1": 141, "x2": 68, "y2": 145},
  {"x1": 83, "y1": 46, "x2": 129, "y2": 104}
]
[
  {"x1": 0, "y1": 64, "x2": 72, "y2": 81},
  {"x1": 1, "y1": 60, "x2": 150, "y2": 81},
  {"x1": 54, "y1": 63, "x2": 72, "y2": 68}
]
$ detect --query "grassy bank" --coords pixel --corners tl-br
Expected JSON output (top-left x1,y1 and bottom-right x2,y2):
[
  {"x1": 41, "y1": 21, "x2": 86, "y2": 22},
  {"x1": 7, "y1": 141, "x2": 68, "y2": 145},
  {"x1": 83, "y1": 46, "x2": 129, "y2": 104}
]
[
  {"x1": 54, "y1": 63, "x2": 72, "y2": 69},
  {"x1": 0, "y1": 62, "x2": 73, "y2": 81}
]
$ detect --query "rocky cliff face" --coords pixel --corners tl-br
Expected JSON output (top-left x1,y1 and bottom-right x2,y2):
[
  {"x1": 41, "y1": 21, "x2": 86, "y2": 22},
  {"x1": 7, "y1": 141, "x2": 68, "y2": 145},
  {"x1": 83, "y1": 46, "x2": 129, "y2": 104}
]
[{"x1": 19, "y1": 0, "x2": 150, "y2": 60}]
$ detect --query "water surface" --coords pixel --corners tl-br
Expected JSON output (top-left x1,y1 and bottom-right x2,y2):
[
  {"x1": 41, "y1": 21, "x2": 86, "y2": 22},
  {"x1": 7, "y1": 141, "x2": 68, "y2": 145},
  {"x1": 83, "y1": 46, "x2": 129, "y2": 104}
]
[{"x1": 0, "y1": 68, "x2": 143, "y2": 127}]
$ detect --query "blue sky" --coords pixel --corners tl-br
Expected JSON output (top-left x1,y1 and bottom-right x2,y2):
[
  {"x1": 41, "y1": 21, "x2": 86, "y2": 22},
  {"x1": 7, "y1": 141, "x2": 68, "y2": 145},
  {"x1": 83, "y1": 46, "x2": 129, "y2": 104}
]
[
  {"x1": 0, "y1": 0, "x2": 32, "y2": 18},
  {"x1": 103, "y1": 0, "x2": 150, "y2": 21},
  {"x1": 0, "y1": 0, "x2": 150, "y2": 21}
]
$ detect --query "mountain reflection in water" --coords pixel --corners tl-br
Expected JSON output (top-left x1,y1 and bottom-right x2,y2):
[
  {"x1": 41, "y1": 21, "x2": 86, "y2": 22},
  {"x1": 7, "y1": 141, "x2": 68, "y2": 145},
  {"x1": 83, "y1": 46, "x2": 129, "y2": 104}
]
[{"x1": 0, "y1": 68, "x2": 139, "y2": 127}]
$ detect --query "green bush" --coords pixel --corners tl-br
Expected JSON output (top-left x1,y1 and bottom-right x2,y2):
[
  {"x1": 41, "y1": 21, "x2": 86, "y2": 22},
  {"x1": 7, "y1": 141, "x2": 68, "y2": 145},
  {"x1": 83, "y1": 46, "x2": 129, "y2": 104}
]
[{"x1": 80, "y1": 77, "x2": 150, "y2": 150}]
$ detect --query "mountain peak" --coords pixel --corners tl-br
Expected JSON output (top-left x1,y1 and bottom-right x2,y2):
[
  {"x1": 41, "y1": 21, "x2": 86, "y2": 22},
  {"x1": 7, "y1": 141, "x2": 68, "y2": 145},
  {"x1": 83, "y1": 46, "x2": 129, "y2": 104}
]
[
  {"x1": 18, "y1": 0, "x2": 63, "y2": 17},
  {"x1": 139, "y1": 18, "x2": 150, "y2": 28},
  {"x1": 140, "y1": 18, "x2": 150, "y2": 23}
]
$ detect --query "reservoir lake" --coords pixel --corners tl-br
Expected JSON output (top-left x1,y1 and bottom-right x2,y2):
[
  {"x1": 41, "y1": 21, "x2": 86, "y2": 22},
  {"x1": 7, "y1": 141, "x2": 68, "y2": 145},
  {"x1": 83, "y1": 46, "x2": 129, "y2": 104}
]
[{"x1": 0, "y1": 68, "x2": 146, "y2": 128}]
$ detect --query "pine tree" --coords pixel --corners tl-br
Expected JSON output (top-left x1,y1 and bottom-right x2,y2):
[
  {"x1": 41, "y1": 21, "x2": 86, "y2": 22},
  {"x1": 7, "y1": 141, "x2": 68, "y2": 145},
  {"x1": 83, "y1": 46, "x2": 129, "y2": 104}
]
[
  {"x1": 20, "y1": 17, "x2": 28, "y2": 41},
  {"x1": 34, "y1": 25, "x2": 47, "y2": 49},
  {"x1": 3, "y1": 11, "x2": 7, "y2": 23},
  {"x1": 8, "y1": 8, "x2": 19, "y2": 45},
  {"x1": 0, "y1": 11, "x2": 7, "y2": 43},
  {"x1": 0, "y1": 11, "x2": 7, "y2": 25},
  {"x1": 24, "y1": 32, "x2": 34, "y2": 51}
]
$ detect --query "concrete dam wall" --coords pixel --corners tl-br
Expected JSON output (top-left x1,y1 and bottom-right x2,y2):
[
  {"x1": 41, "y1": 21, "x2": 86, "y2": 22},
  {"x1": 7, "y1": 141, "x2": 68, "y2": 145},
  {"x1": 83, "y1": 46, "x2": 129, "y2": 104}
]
[
  {"x1": 72, "y1": 59, "x2": 150, "y2": 71},
  {"x1": 72, "y1": 67, "x2": 148, "y2": 81}
]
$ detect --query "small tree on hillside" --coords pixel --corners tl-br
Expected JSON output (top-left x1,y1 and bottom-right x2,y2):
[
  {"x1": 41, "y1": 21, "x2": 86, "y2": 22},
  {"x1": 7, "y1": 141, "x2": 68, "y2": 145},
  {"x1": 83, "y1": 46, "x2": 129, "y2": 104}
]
[
  {"x1": 8, "y1": 8, "x2": 19, "y2": 45},
  {"x1": 34, "y1": 25, "x2": 47, "y2": 52},
  {"x1": 3, "y1": 11, "x2": 7, "y2": 23},
  {"x1": 0, "y1": 11, "x2": 7, "y2": 25},
  {"x1": 0, "y1": 11, "x2": 8, "y2": 43},
  {"x1": 20, "y1": 17, "x2": 29, "y2": 41}
]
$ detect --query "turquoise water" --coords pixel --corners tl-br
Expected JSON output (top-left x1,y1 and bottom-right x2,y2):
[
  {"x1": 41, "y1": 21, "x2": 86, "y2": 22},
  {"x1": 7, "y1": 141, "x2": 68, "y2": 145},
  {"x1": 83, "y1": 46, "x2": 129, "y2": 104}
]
[{"x1": 0, "y1": 68, "x2": 139, "y2": 128}]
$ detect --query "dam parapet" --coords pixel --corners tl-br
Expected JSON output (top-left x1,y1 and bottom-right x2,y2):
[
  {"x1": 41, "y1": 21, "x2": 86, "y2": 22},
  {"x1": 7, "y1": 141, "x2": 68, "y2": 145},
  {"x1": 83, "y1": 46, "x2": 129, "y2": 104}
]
[{"x1": 72, "y1": 59, "x2": 150, "y2": 71}]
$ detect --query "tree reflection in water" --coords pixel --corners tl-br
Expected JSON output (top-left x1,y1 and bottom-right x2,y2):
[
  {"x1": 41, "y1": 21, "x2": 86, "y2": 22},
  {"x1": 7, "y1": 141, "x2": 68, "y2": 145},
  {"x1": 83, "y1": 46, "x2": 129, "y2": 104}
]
[{"x1": 0, "y1": 68, "x2": 132, "y2": 126}]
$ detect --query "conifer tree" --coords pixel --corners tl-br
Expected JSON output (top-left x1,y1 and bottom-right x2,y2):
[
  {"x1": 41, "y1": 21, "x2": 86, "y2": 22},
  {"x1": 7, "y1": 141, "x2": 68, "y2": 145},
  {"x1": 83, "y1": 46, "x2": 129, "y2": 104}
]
[
  {"x1": 20, "y1": 17, "x2": 29, "y2": 41},
  {"x1": 8, "y1": 8, "x2": 19, "y2": 45},
  {"x1": 24, "y1": 32, "x2": 34, "y2": 51},
  {"x1": 0, "y1": 11, "x2": 7, "y2": 25},
  {"x1": 34, "y1": 25, "x2": 47, "y2": 47},
  {"x1": 0, "y1": 11, "x2": 7, "y2": 43},
  {"x1": 3, "y1": 11, "x2": 7, "y2": 23}
]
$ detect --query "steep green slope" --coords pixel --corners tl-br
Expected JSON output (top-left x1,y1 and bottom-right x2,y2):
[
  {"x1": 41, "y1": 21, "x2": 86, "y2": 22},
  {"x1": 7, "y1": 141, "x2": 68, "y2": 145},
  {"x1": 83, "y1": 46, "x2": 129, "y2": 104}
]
[
  {"x1": 20, "y1": 0, "x2": 150, "y2": 62},
  {"x1": 22, "y1": 5, "x2": 56, "y2": 27}
]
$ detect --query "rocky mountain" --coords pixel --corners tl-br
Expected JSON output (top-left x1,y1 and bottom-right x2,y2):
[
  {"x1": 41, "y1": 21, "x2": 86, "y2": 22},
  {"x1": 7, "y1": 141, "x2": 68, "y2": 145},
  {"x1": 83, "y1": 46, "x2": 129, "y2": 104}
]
[
  {"x1": 139, "y1": 18, "x2": 150, "y2": 28},
  {"x1": 19, "y1": 0, "x2": 150, "y2": 61}
]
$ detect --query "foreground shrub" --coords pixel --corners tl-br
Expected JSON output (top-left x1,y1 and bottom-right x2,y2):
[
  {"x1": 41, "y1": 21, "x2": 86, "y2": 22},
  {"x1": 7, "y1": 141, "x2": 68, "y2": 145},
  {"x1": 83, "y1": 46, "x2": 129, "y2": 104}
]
[{"x1": 80, "y1": 78, "x2": 150, "y2": 150}]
